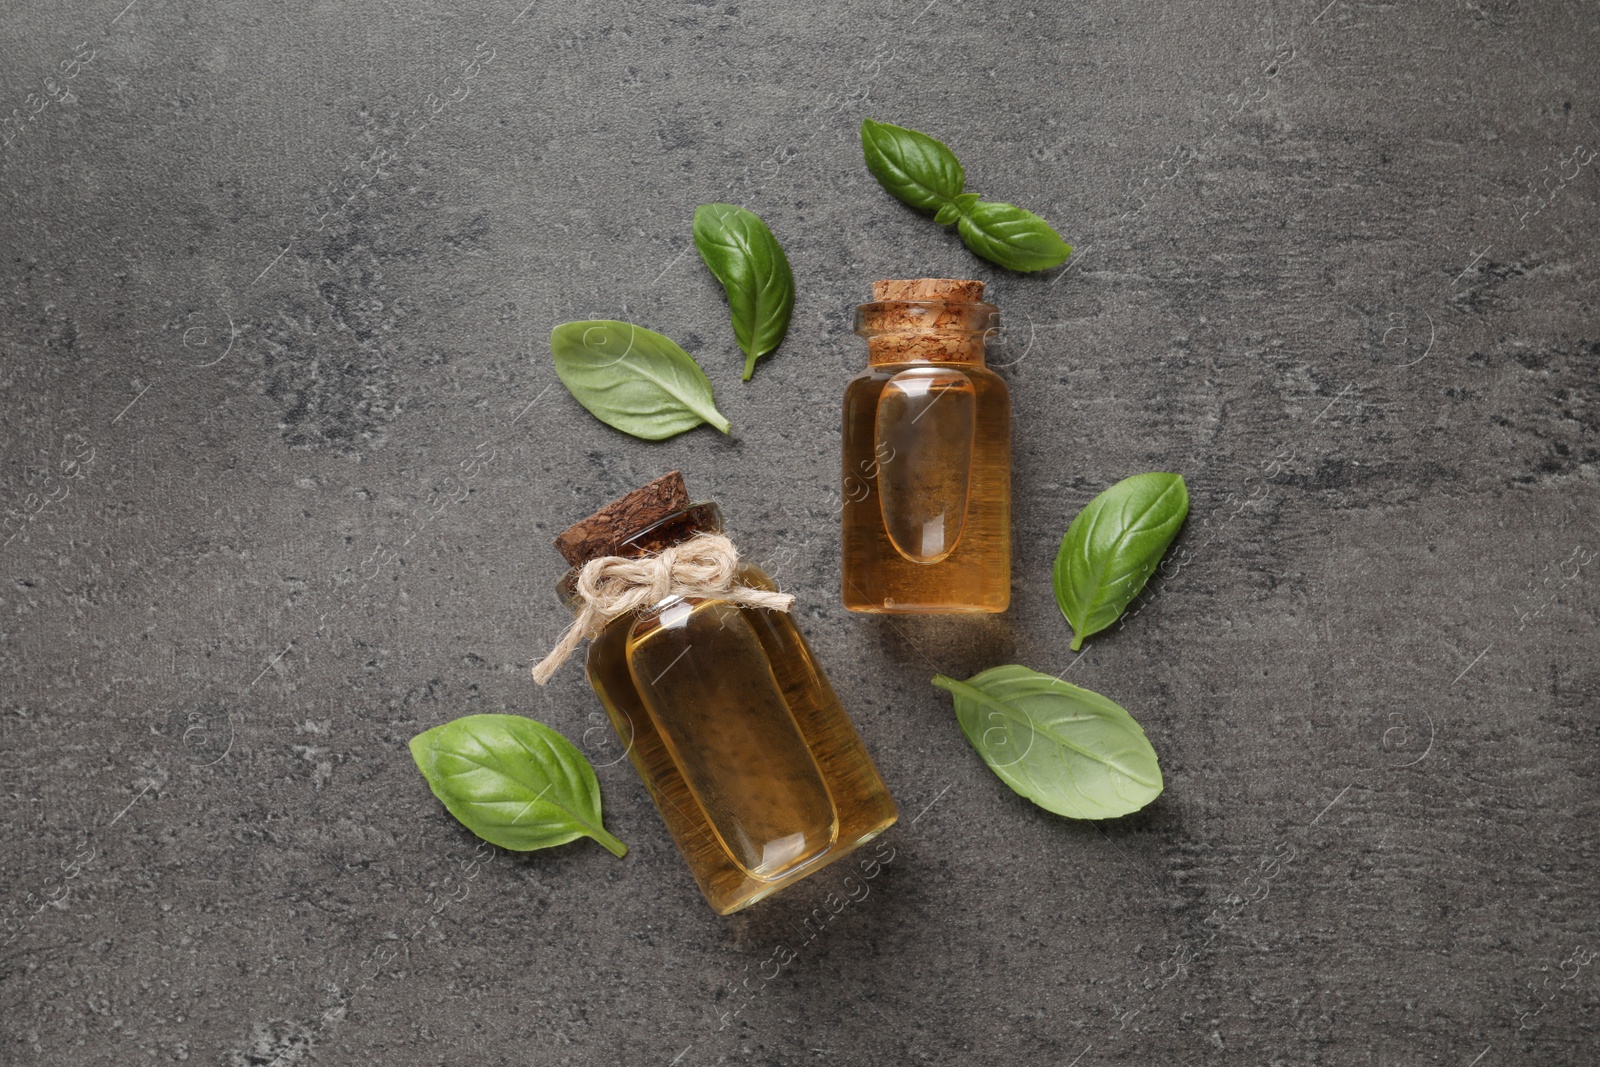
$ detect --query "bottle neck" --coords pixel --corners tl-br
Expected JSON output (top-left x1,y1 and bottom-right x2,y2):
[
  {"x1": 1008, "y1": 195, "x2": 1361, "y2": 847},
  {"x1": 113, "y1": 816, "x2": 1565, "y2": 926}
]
[{"x1": 855, "y1": 299, "x2": 998, "y2": 367}]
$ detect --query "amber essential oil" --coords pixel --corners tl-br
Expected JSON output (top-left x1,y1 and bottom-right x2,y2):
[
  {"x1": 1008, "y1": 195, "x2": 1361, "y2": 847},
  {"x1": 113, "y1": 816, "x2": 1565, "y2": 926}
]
[
  {"x1": 841, "y1": 279, "x2": 1011, "y2": 613},
  {"x1": 554, "y1": 476, "x2": 898, "y2": 914}
]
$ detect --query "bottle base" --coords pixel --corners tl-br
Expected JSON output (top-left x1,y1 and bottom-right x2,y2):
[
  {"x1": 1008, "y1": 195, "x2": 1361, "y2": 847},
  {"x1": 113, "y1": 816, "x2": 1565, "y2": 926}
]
[
  {"x1": 845, "y1": 604, "x2": 1009, "y2": 615},
  {"x1": 706, "y1": 814, "x2": 898, "y2": 915},
  {"x1": 842, "y1": 595, "x2": 1010, "y2": 615}
]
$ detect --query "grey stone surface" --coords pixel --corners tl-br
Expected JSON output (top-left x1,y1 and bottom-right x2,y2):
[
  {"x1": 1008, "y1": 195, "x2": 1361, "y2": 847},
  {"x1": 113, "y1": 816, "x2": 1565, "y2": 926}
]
[{"x1": 2, "y1": 0, "x2": 1597, "y2": 1063}]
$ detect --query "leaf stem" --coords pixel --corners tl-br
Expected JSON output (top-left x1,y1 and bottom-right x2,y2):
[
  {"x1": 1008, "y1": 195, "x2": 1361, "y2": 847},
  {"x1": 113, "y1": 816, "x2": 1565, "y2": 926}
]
[
  {"x1": 589, "y1": 826, "x2": 628, "y2": 858},
  {"x1": 1070, "y1": 634, "x2": 1084, "y2": 652},
  {"x1": 931, "y1": 673, "x2": 993, "y2": 709},
  {"x1": 932, "y1": 674, "x2": 993, "y2": 708},
  {"x1": 741, "y1": 351, "x2": 758, "y2": 381}
]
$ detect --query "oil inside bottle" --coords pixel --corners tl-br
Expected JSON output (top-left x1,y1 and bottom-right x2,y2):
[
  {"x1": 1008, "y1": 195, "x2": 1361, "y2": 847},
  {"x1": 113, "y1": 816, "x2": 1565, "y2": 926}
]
[
  {"x1": 562, "y1": 485, "x2": 898, "y2": 915},
  {"x1": 626, "y1": 597, "x2": 838, "y2": 876},
  {"x1": 874, "y1": 367, "x2": 976, "y2": 564},
  {"x1": 842, "y1": 279, "x2": 1011, "y2": 614}
]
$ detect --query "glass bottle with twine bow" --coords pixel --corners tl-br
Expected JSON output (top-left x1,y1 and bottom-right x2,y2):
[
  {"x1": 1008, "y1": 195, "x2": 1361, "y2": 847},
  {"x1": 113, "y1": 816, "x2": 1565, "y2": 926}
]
[{"x1": 533, "y1": 471, "x2": 898, "y2": 915}]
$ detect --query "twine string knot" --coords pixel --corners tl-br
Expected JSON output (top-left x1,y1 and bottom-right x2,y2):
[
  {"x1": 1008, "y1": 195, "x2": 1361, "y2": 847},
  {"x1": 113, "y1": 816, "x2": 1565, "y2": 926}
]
[{"x1": 531, "y1": 532, "x2": 792, "y2": 684}]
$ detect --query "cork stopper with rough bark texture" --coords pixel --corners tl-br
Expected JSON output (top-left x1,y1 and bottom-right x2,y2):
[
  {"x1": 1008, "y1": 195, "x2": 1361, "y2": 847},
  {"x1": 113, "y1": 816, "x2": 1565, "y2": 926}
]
[
  {"x1": 858, "y1": 278, "x2": 996, "y2": 365},
  {"x1": 871, "y1": 278, "x2": 986, "y2": 302},
  {"x1": 553, "y1": 471, "x2": 690, "y2": 567}
]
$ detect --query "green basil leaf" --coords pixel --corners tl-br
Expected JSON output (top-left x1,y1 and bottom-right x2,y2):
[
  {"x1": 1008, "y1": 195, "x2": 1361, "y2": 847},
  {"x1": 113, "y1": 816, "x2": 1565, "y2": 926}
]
[
  {"x1": 860, "y1": 119, "x2": 1074, "y2": 273},
  {"x1": 692, "y1": 204, "x2": 795, "y2": 381},
  {"x1": 933, "y1": 192, "x2": 979, "y2": 226},
  {"x1": 409, "y1": 713, "x2": 627, "y2": 857},
  {"x1": 861, "y1": 118, "x2": 966, "y2": 212},
  {"x1": 550, "y1": 320, "x2": 731, "y2": 440},
  {"x1": 1053, "y1": 472, "x2": 1189, "y2": 651},
  {"x1": 932, "y1": 666, "x2": 1163, "y2": 820},
  {"x1": 955, "y1": 200, "x2": 1073, "y2": 272}
]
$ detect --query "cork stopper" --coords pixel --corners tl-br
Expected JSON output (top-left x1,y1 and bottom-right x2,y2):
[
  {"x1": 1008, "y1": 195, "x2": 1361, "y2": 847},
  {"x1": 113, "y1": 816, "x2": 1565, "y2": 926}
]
[
  {"x1": 553, "y1": 471, "x2": 690, "y2": 567},
  {"x1": 871, "y1": 278, "x2": 986, "y2": 302},
  {"x1": 857, "y1": 278, "x2": 997, "y2": 365}
]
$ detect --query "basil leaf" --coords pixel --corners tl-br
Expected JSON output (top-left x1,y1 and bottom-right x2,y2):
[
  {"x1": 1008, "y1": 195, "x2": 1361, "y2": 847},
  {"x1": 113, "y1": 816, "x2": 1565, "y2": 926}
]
[
  {"x1": 692, "y1": 204, "x2": 795, "y2": 381},
  {"x1": 861, "y1": 118, "x2": 1074, "y2": 273},
  {"x1": 861, "y1": 118, "x2": 966, "y2": 212},
  {"x1": 550, "y1": 320, "x2": 731, "y2": 440},
  {"x1": 1053, "y1": 472, "x2": 1189, "y2": 651},
  {"x1": 955, "y1": 200, "x2": 1073, "y2": 273},
  {"x1": 932, "y1": 666, "x2": 1163, "y2": 820},
  {"x1": 409, "y1": 713, "x2": 627, "y2": 857},
  {"x1": 933, "y1": 192, "x2": 979, "y2": 226}
]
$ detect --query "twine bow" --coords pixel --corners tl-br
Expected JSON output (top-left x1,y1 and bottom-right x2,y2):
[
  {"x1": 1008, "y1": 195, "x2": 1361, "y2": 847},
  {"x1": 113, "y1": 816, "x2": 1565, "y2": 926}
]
[{"x1": 531, "y1": 532, "x2": 793, "y2": 684}]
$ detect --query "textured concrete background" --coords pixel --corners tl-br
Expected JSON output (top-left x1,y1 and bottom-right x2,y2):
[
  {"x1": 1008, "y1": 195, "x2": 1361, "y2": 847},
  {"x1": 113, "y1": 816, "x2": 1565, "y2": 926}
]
[{"x1": 2, "y1": 0, "x2": 1597, "y2": 1064}]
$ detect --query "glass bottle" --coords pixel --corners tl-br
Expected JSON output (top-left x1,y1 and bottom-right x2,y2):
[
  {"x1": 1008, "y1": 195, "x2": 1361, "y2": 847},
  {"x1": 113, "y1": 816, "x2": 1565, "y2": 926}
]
[
  {"x1": 841, "y1": 278, "x2": 1011, "y2": 613},
  {"x1": 552, "y1": 472, "x2": 898, "y2": 915}
]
